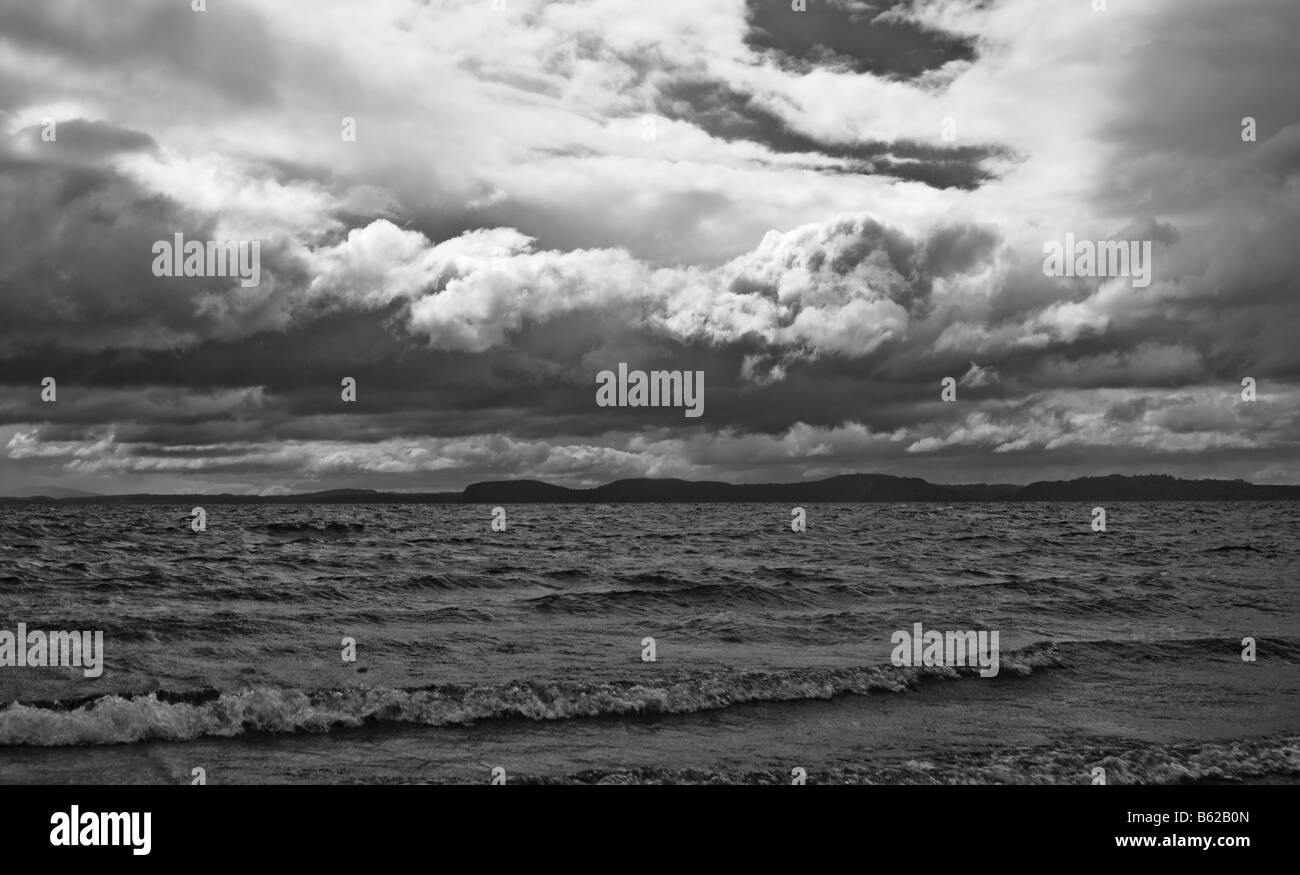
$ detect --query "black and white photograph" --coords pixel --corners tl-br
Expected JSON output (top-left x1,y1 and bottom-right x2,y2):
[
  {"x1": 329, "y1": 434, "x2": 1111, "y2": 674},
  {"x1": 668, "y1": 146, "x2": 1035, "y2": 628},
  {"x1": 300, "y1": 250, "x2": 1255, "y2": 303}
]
[{"x1": 0, "y1": 0, "x2": 1295, "y2": 856}]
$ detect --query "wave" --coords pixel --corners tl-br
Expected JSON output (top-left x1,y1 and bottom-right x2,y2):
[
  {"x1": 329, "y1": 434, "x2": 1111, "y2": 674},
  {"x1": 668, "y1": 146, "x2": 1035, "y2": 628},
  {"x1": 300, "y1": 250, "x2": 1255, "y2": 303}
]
[
  {"x1": 1046, "y1": 635, "x2": 1300, "y2": 663},
  {"x1": 0, "y1": 646, "x2": 1071, "y2": 747},
  {"x1": 3, "y1": 637, "x2": 1294, "y2": 747}
]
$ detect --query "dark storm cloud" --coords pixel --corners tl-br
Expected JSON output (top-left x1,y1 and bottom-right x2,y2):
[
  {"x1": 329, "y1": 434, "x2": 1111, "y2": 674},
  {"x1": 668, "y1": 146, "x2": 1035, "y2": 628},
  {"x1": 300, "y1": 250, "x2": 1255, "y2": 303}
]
[
  {"x1": 0, "y1": 160, "x2": 209, "y2": 352},
  {"x1": 4, "y1": 119, "x2": 157, "y2": 165},
  {"x1": 743, "y1": 0, "x2": 976, "y2": 79},
  {"x1": 655, "y1": 77, "x2": 1007, "y2": 189},
  {"x1": 0, "y1": 144, "x2": 313, "y2": 354}
]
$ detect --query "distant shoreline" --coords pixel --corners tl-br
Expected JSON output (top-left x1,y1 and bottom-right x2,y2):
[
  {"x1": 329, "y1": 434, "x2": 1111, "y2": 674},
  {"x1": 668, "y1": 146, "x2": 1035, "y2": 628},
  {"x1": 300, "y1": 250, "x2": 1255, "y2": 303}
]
[{"x1": 4, "y1": 473, "x2": 1299, "y2": 503}]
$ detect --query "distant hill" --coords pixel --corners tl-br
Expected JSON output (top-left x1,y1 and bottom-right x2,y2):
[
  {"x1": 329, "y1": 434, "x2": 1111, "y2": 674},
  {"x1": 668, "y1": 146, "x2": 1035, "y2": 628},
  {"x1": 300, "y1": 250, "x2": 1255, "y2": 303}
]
[
  {"x1": 2, "y1": 473, "x2": 1297, "y2": 503},
  {"x1": 13, "y1": 485, "x2": 102, "y2": 499},
  {"x1": 459, "y1": 473, "x2": 1300, "y2": 503},
  {"x1": 459, "y1": 479, "x2": 579, "y2": 503},
  {"x1": 463, "y1": 473, "x2": 969, "y2": 503},
  {"x1": 1014, "y1": 474, "x2": 1300, "y2": 501}
]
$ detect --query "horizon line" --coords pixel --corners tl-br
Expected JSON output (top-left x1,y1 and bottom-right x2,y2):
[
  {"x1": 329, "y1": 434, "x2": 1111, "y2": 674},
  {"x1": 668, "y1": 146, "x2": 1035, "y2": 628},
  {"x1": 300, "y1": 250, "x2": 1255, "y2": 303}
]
[{"x1": 3, "y1": 470, "x2": 1293, "y2": 501}]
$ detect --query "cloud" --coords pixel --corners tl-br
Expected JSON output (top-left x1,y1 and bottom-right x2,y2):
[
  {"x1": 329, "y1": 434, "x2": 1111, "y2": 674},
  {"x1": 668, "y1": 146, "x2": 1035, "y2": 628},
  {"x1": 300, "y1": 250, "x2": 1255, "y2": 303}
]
[
  {"x1": 295, "y1": 213, "x2": 958, "y2": 361},
  {"x1": 743, "y1": 0, "x2": 977, "y2": 79},
  {"x1": 1, "y1": 0, "x2": 1298, "y2": 494},
  {"x1": 654, "y1": 76, "x2": 1008, "y2": 189}
]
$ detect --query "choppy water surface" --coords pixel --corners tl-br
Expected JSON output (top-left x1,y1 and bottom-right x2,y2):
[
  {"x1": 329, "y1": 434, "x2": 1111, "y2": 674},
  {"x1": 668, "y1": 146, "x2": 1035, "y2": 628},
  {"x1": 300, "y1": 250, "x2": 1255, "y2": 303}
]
[{"x1": 1, "y1": 502, "x2": 1296, "y2": 784}]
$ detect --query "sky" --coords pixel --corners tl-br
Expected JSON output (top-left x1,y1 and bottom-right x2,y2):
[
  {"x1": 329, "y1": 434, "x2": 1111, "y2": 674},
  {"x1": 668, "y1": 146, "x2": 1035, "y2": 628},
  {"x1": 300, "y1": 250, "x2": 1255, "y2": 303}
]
[{"x1": 0, "y1": 0, "x2": 1297, "y2": 495}]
